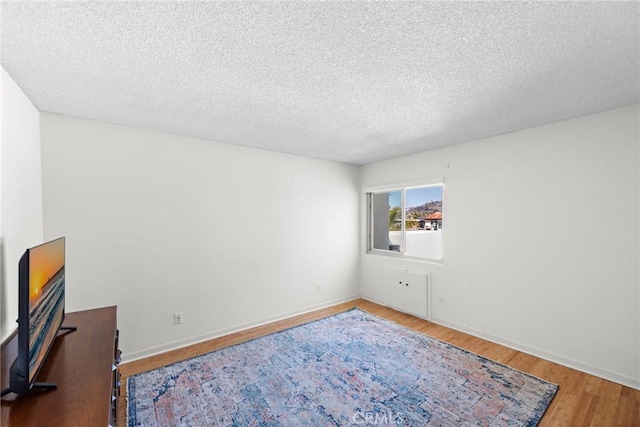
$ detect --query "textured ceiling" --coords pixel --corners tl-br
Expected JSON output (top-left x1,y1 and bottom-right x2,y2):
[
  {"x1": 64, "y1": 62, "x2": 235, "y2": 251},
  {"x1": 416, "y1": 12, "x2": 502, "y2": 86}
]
[{"x1": 1, "y1": 2, "x2": 638, "y2": 165}]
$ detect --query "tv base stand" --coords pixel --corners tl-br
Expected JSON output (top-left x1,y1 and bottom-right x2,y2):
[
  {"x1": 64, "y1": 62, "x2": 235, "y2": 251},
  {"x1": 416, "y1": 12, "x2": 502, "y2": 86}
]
[
  {"x1": 1, "y1": 307, "x2": 119, "y2": 427},
  {"x1": 27, "y1": 382, "x2": 58, "y2": 391}
]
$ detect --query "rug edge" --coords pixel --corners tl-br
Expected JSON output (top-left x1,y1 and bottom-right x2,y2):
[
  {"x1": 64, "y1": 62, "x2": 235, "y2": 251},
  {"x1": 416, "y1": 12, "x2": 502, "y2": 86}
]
[
  {"x1": 126, "y1": 375, "x2": 136, "y2": 427},
  {"x1": 528, "y1": 384, "x2": 560, "y2": 426}
]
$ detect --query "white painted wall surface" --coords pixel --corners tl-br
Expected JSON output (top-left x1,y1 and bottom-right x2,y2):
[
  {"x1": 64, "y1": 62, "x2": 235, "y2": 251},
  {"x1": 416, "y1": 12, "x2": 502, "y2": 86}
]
[
  {"x1": 361, "y1": 105, "x2": 640, "y2": 389},
  {"x1": 0, "y1": 68, "x2": 43, "y2": 342},
  {"x1": 40, "y1": 114, "x2": 360, "y2": 360}
]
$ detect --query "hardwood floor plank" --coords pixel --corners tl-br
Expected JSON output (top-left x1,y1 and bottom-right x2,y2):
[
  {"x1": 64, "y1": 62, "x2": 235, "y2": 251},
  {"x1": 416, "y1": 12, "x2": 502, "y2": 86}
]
[
  {"x1": 613, "y1": 387, "x2": 640, "y2": 426},
  {"x1": 535, "y1": 360, "x2": 573, "y2": 426},
  {"x1": 569, "y1": 391, "x2": 600, "y2": 426},
  {"x1": 503, "y1": 349, "x2": 539, "y2": 372},
  {"x1": 589, "y1": 380, "x2": 623, "y2": 427},
  {"x1": 117, "y1": 299, "x2": 640, "y2": 427}
]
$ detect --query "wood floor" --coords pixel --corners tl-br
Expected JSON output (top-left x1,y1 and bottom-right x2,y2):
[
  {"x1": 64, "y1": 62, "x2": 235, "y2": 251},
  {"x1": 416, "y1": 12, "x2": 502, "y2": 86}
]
[{"x1": 117, "y1": 299, "x2": 639, "y2": 426}]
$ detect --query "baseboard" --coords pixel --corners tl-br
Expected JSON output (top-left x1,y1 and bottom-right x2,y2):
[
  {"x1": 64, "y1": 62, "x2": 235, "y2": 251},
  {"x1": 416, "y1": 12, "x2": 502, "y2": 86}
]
[
  {"x1": 124, "y1": 294, "x2": 639, "y2": 391},
  {"x1": 435, "y1": 317, "x2": 640, "y2": 391},
  {"x1": 123, "y1": 294, "x2": 361, "y2": 363},
  {"x1": 361, "y1": 297, "x2": 640, "y2": 391}
]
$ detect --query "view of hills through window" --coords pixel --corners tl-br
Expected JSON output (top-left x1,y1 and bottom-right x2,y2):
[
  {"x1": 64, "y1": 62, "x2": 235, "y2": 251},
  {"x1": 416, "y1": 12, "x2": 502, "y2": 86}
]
[{"x1": 370, "y1": 185, "x2": 443, "y2": 260}]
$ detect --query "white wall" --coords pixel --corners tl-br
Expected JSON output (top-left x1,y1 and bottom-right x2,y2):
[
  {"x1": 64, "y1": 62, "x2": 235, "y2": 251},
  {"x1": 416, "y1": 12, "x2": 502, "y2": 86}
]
[
  {"x1": 8, "y1": 75, "x2": 637, "y2": 389},
  {"x1": 40, "y1": 114, "x2": 360, "y2": 360},
  {"x1": 361, "y1": 105, "x2": 640, "y2": 389},
  {"x1": 0, "y1": 68, "x2": 44, "y2": 342}
]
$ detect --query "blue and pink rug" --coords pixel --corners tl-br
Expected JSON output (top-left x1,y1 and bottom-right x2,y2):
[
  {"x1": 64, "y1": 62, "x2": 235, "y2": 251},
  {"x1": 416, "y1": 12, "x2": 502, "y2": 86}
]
[{"x1": 127, "y1": 308, "x2": 557, "y2": 426}]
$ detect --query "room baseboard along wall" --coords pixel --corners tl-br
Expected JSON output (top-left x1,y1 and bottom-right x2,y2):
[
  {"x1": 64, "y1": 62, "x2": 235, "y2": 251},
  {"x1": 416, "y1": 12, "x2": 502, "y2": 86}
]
[{"x1": 124, "y1": 294, "x2": 360, "y2": 363}]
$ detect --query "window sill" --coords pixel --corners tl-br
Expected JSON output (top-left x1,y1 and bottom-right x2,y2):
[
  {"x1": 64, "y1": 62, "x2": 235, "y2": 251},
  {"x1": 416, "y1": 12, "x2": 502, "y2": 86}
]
[{"x1": 366, "y1": 249, "x2": 444, "y2": 265}]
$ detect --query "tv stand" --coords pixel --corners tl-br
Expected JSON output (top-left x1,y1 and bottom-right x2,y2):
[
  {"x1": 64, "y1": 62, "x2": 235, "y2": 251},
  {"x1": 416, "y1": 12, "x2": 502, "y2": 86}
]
[
  {"x1": 1, "y1": 307, "x2": 120, "y2": 427},
  {"x1": 26, "y1": 382, "x2": 58, "y2": 391}
]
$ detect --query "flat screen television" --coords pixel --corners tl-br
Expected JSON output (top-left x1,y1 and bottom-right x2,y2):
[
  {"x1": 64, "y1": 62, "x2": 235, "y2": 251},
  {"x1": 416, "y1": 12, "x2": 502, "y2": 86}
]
[{"x1": 1, "y1": 237, "x2": 75, "y2": 397}]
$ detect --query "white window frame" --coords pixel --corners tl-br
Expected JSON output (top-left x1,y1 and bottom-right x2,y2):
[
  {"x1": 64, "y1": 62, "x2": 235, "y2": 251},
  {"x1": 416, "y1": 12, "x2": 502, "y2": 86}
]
[{"x1": 365, "y1": 177, "x2": 444, "y2": 263}]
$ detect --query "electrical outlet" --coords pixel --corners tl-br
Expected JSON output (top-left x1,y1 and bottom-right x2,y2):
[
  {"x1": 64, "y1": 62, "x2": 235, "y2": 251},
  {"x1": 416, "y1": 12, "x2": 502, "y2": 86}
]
[
  {"x1": 316, "y1": 284, "x2": 322, "y2": 292},
  {"x1": 173, "y1": 312, "x2": 183, "y2": 324},
  {"x1": 439, "y1": 297, "x2": 445, "y2": 305}
]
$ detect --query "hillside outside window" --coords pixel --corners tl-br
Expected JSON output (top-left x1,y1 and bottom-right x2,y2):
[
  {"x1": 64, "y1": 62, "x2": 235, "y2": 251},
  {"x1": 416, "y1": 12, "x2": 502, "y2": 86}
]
[{"x1": 368, "y1": 183, "x2": 443, "y2": 261}]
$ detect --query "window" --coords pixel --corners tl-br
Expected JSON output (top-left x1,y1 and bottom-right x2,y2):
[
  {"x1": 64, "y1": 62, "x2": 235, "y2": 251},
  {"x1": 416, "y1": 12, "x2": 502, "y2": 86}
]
[{"x1": 367, "y1": 182, "x2": 443, "y2": 261}]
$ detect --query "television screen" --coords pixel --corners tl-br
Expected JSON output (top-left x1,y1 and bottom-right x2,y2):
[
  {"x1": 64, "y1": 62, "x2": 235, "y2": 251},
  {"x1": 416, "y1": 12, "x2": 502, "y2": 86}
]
[
  {"x1": 27, "y1": 237, "x2": 65, "y2": 382},
  {"x1": 1, "y1": 237, "x2": 69, "y2": 397}
]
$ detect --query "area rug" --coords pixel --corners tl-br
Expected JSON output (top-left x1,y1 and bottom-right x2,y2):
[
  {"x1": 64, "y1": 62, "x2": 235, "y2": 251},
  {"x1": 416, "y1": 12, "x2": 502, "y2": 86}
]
[{"x1": 127, "y1": 308, "x2": 557, "y2": 426}]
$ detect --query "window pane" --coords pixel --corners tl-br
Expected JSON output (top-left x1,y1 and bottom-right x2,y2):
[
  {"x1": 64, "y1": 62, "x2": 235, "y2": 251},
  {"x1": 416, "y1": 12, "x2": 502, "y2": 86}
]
[
  {"x1": 371, "y1": 190, "x2": 402, "y2": 252},
  {"x1": 404, "y1": 186, "x2": 442, "y2": 259}
]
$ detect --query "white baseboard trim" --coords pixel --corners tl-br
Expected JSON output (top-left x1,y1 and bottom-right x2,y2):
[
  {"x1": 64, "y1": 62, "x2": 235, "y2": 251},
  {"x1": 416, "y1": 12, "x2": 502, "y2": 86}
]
[
  {"x1": 431, "y1": 316, "x2": 640, "y2": 391},
  {"x1": 124, "y1": 294, "x2": 639, "y2": 391},
  {"x1": 123, "y1": 294, "x2": 361, "y2": 363},
  {"x1": 360, "y1": 297, "x2": 639, "y2": 390}
]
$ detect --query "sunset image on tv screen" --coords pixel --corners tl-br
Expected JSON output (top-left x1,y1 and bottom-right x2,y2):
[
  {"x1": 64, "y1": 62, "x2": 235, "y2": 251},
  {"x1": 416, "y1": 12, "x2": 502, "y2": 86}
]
[
  {"x1": 28, "y1": 237, "x2": 65, "y2": 381},
  {"x1": 29, "y1": 238, "x2": 65, "y2": 305}
]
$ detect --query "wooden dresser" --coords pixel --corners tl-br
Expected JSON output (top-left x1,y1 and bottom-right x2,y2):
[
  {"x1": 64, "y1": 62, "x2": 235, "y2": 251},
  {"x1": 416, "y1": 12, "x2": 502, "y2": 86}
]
[{"x1": 1, "y1": 306, "x2": 120, "y2": 426}]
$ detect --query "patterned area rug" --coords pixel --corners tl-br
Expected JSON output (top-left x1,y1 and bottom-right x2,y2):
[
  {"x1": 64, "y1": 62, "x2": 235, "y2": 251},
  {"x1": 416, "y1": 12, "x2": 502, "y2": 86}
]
[{"x1": 127, "y1": 309, "x2": 557, "y2": 426}]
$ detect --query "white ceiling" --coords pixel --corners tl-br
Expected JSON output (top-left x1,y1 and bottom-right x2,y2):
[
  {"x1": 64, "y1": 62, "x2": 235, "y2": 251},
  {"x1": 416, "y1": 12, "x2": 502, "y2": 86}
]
[{"x1": 1, "y1": 1, "x2": 638, "y2": 165}]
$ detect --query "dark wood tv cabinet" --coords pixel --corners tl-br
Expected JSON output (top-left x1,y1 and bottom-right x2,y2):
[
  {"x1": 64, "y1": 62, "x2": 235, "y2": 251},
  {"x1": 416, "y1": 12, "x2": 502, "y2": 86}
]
[{"x1": 1, "y1": 306, "x2": 120, "y2": 427}]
